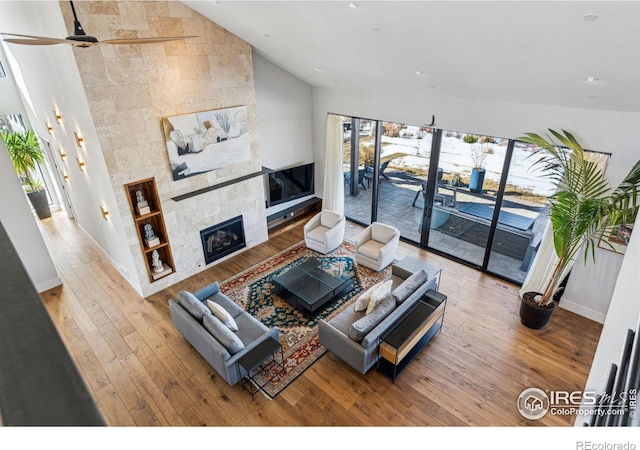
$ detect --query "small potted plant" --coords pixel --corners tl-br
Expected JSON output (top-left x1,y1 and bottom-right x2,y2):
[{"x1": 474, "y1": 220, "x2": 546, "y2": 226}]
[
  {"x1": 469, "y1": 142, "x2": 491, "y2": 192},
  {"x1": 1, "y1": 129, "x2": 51, "y2": 219},
  {"x1": 517, "y1": 129, "x2": 640, "y2": 328}
]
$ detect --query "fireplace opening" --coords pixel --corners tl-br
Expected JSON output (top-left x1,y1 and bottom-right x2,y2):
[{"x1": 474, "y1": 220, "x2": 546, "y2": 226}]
[{"x1": 200, "y1": 215, "x2": 246, "y2": 265}]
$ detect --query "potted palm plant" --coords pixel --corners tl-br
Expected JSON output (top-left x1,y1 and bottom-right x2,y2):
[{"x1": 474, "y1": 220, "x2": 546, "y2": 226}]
[
  {"x1": 517, "y1": 129, "x2": 640, "y2": 328},
  {"x1": 1, "y1": 129, "x2": 52, "y2": 219}
]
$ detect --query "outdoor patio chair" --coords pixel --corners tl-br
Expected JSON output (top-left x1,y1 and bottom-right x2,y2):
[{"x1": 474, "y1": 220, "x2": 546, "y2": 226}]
[
  {"x1": 344, "y1": 169, "x2": 367, "y2": 191},
  {"x1": 379, "y1": 160, "x2": 391, "y2": 181}
]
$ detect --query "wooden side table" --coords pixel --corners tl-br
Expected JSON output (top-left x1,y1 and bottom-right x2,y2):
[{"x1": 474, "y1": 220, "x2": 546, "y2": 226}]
[
  {"x1": 377, "y1": 289, "x2": 447, "y2": 382},
  {"x1": 236, "y1": 337, "x2": 286, "y2": 400}
]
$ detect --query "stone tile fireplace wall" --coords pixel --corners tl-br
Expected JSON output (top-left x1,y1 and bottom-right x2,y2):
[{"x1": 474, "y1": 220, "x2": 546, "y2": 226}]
[{"x1": 64, "y1": 1, "x2": 268, "y2": 296}]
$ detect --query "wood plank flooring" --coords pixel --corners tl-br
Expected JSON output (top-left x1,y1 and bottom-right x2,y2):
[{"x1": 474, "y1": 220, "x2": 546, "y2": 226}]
[{"x1": 38, "y1": 212, "x2": 603, "y2": 426}]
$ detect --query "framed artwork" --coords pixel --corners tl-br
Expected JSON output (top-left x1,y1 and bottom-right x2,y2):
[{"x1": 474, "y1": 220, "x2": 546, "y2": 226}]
[
  {"x1": 598, "y1": 224, "x2": 633, "y2": 254},
  {"x1": 161, "y1": 106, "x2": 250, "y2": 180}
]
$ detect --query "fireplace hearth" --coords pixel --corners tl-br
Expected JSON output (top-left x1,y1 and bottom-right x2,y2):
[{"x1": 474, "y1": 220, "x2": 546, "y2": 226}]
[{"x1": 200, "y1": 215, "x2": 246, "y2": 265}]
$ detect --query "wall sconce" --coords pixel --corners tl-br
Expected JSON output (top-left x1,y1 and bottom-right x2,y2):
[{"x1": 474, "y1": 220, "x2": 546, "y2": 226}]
[
  {"x1": 58, "y1": 147, "x2": 66, "y2": 159},
  {"x1": 74, "y1": 131, "x2": 84, "y2": 147},
  {"x1": 100, "y1": 205, "x2": 109, "y2": 220},
  {"x1": 63, "y1": 173, "x2": 69, "y2": 182},
  {"x1": 76, "y1": 156, "x2": 85, "y2": 171},
  {"x1": 46, "y1": 123, "x2": 53, "y2": 135},
  {"x1": 54, "y1": 110, "x2": 63, "y2": 124}
]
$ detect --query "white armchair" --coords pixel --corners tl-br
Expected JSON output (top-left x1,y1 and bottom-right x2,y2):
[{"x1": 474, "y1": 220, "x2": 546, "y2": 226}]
[
  {"x1": 355, "y1": 222, "x2": 400, "y2": 271},
  {"x1": 304, "y1": 210, "x2": 346, "y2": 254}
]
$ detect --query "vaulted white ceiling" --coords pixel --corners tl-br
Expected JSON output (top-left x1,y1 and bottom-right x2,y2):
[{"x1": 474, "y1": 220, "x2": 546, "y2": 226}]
[{"x1": 184, "y1": 0, "x2": 640, "y2": 113}]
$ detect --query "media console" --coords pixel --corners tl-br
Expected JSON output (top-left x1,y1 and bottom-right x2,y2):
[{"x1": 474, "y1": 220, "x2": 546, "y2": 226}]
[{"x1": 266, "y1": 197, "x2": 322, "y2": 230}]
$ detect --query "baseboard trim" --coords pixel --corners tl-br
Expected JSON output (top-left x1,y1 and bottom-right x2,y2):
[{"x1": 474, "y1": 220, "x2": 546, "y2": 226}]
[
  {"x1": 559, "y1": 299, "x2": 607, "y2": 324},
  {"x1": 35, "y1": 276, "x2": 63, "y2": 293}
]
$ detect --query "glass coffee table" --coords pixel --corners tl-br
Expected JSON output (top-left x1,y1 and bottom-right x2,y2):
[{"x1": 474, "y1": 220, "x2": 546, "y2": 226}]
[{"x1": 272, "y1": 257, "x2": 353, "y2": 317}]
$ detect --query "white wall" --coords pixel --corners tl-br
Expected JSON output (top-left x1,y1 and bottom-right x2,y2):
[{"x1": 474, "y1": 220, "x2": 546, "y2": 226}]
[
  {"x1": 253, "y1": 51, "x2": 316, "y2": 214},
  {"x1": 0, "y1": 46, "x2": 26, "y2": 118},
  {"x1": 560, "y1": 247, "x2": 624, "y2": 323},
  {"x1": 0, "y1": 139, "x2": 61, "y2": 292},
  {"x1": 253, "y1": 52, "x2": 314, "y2": 171},
  {"x1": 0, "y1": 1, "x2": 141, "y2": 294},
  {"x1": 576, "y1": 211, "x2": 640, "y2": 425}
]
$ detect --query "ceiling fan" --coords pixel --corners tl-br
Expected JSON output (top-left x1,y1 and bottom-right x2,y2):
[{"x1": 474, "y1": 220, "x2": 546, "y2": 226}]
[{"x1": 0, "y1": 1, "x2": 196, "y2": 48}]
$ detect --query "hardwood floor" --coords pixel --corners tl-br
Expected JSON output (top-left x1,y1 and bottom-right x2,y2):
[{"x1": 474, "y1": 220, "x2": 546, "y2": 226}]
[{"x1": 38, "y1": 212, "x2": 602, "y2": 427}]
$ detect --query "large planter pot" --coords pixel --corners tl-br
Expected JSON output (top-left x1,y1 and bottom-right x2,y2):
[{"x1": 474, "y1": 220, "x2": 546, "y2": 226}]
[
  {"x1": 469, "y1": 168, "x2": 486, "y2": 193},
  {"x1": 520, "y1": 291, "x2": 555, "y2": 329},
  {"x1": 27, "y1": 190, "x2": 52, "y2": 220}
]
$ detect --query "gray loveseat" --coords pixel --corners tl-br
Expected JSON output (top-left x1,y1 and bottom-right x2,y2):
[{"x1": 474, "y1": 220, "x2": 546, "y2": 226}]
[
  {"x1": 318, "y1": 263, "x2": 438, "y2": 374},
  {"x1": 168, "y1": 281, "x2": 279, "y2": 386}
]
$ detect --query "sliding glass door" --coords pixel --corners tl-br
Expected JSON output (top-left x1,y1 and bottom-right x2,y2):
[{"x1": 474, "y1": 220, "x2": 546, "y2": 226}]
[
  {"x1": 427, "y1": 132, "x2": 508, "y2": 267},
  {"x1": 343, "y1": 118, "x2": 375, "y2": 227},
  {"x1": 336, "y1": 113, "x2": 568, "y2": 285}
]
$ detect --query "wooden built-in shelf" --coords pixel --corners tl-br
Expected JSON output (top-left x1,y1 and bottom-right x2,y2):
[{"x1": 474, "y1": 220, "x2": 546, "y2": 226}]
[{"x1": 124, "y1": 177, "x2": 176, "y2": 283}]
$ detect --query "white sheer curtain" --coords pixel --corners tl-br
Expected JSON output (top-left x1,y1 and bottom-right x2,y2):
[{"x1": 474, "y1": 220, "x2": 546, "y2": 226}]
[
  {"x1": 322, "y1": 114, "x2": 344, "y2": 215},
  {"x1": 519, "y1": 151, "x2": 610, "y2": 297}
]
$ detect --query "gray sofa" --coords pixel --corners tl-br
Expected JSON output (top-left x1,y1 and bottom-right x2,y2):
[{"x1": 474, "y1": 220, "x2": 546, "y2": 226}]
[
  {"x1": 168, "y1": 281, "x2": 279, "y2": 386},
  {"x1": 318, "y1": 263, "x2": 438, "y2": 374}
]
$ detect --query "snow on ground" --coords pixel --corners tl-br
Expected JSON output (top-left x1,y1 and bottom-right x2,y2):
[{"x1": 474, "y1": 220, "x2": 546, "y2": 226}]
[{"x1": 379, "y1": 126, "x2": 556, "y2": 196}]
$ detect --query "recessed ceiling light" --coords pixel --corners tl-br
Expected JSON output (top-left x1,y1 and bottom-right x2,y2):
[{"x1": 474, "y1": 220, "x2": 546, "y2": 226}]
[
  {"x1": 415, "y1": 71, "x2": 424, "y2": 76},
  {"x1": 348, "y1": 2, "x2": 358, "y2": 9},
  {"x1": 585, "y1": 76, "x2": 599, "y2": 82},
  {"x1": 583, "y1": 13, "x2": 598, "y2": 22}
]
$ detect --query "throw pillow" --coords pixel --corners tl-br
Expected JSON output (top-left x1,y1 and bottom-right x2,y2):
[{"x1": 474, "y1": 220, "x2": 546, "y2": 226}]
[
  {"x1": 391, "y1": 269, "x2": 429, "y2": 305},
  {"x1": 354, "y1": 281, "x2": 383, "y2": 312},
  {"x1": 207, "y1": 300, "x2": 239, "y2": 331},
  {"x1": 177, "y1": 290, "x2": 210, "y2": 321},
  {"x1": 348, "y1": 296, "x2": 395, "y2": 342},
  {"x1": 366, "y1": 279, "x2": 393, "y2": 315},
  {"x1": 203, "y1": 314, "x2": 245, "y2": 354}
]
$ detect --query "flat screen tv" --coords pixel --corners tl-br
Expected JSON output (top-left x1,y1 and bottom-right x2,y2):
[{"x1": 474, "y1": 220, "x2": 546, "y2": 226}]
[{"x1": 267, "y1": 163, "x2": 314, "y2": 207}]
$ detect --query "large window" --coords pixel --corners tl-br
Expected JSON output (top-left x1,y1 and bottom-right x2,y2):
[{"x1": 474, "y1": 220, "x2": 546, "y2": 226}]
[{"x1": 338, "y1": 115, "x2": 571, "y2": 284}]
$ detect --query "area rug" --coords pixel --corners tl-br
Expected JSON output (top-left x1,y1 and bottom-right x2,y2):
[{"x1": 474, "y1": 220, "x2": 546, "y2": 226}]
[{"x1": 219, "y1": 241, "x2": 390, "y2": 398}]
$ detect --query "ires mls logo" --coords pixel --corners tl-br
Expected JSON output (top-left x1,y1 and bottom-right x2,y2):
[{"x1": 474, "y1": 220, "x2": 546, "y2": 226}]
[
  {"x1": 517, "y1": 387, "x2": 637, "y2": 420},
  {"x1": 517, "y1": 388, "x2": 550, "y2": 420}
]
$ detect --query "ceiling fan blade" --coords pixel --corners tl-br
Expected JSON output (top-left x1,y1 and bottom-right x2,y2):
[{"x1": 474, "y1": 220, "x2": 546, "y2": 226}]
[
  {"x1": 100, "y1": 36, "x2": 197, "y2": 45},
  {"x1": 1, "y1": 33, "x2": 72, "y2": 46}
]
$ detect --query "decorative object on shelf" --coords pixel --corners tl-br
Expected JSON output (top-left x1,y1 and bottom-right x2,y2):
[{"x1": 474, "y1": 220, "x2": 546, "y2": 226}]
[
  {"x1": 135, "y1": 190, "x2": 150, "y2": 215},
  {"x1": 144, "y1": 224, "x2": 160, "y2": 247},
  {"x1": 124, "y1": 177, "x2": 175, "y2": 282},
  {"x1": 1, "y1": 129, "x2": 52, "y2": 219},
  {"x1": 151, "y1": 250, "x2": 163, "y2": 272},
  {"x1": 150, "y1": 249, "x2": 171, "y2": 280},
  {"x1": 161, "y1": 105, "x2": 250, "y2": 181},
  {"x1": 517, "y1": 129, "x2": 640, "y2": 329}
]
